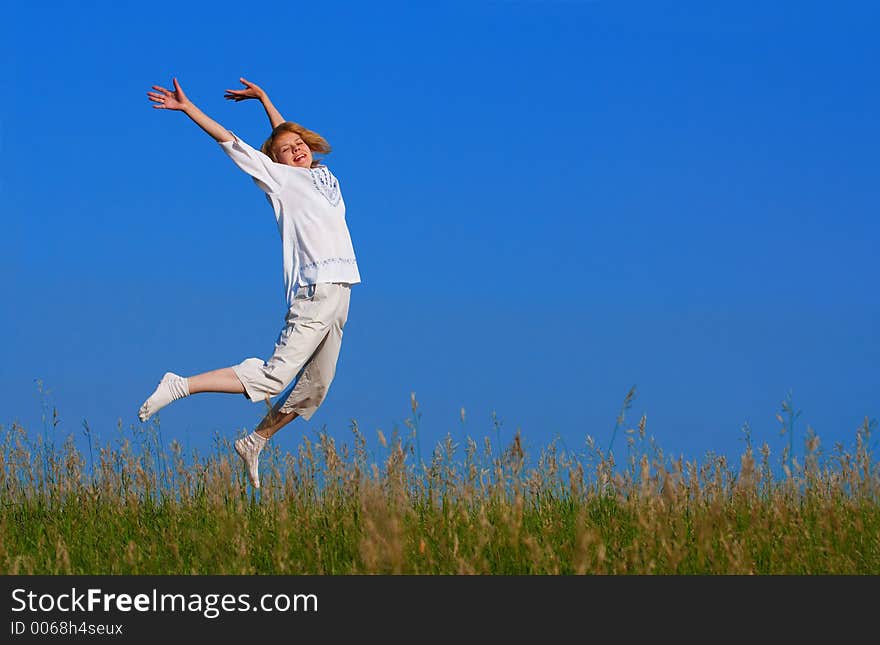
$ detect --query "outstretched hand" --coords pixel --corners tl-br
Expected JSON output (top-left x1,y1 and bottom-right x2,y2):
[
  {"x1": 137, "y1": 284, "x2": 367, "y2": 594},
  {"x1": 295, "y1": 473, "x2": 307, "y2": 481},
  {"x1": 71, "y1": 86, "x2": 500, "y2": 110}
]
[
  {"x1": 224, "y1": 77, "x2": 265, "y2": 102},
  {"x1": 147, "y1": 78, "x2": 190, "y2": 111}
]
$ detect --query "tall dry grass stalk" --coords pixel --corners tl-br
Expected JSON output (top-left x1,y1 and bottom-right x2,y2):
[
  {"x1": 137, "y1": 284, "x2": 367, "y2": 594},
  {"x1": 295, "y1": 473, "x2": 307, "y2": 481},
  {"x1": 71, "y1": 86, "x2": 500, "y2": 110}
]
[{"x1": 1, "y1": 410, "x2": 878, "y2": 574}]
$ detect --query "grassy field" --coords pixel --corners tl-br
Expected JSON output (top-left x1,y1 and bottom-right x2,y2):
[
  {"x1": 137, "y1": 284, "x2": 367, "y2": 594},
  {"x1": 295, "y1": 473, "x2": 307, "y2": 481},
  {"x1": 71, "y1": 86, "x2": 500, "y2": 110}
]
[{"x1": 2, "y1": 404, "x2": 879, "y2": 574}]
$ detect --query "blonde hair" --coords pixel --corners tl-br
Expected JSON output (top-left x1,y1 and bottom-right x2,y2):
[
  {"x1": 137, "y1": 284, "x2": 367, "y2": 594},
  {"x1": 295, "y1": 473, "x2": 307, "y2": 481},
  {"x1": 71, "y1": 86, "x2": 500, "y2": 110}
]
[{"x1": 261, "y1": 121, "x2": 331, "y2": 168}]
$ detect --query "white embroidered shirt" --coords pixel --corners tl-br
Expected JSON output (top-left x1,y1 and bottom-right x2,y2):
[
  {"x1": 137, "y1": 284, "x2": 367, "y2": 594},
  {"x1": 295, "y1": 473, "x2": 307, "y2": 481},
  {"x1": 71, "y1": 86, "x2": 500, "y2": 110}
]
[{"x1": 219, "y1": 133, "x2": 361, "y2": 306}]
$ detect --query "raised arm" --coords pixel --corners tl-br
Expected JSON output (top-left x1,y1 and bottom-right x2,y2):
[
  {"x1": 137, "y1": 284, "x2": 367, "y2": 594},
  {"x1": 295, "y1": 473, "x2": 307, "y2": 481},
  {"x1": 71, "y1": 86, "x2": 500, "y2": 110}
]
[
  {"x1": 224, "y1": 77, "x2": 285, "y2": 129},
  {"x1": 147, "y1": 78, "x2": 233, "y2": 143}
]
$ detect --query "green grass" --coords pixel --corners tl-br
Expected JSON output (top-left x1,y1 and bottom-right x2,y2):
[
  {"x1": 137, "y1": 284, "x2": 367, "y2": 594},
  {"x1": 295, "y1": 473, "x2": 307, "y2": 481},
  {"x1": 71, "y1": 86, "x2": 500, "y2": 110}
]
[{"x1": 1, "y1": 411, "x2": 878, "y2": 574}]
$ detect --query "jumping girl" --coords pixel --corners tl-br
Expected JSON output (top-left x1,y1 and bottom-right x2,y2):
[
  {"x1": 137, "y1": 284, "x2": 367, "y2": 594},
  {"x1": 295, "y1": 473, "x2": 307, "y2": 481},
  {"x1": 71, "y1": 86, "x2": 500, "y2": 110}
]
[{"x1": 140, "y1": 77, "x2": 360, "y2": 489}]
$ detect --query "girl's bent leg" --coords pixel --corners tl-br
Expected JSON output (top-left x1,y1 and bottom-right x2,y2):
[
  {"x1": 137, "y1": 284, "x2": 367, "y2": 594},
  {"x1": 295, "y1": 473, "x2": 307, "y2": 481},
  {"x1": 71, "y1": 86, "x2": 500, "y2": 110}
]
[
  {"x1": 234, "y1": 400, "x2": 299, "y2": 489},
  {"x1": 277, "y1": 322, "x2": 343, "y2": 421},
  {"x1": 255, "y1": 405, "x2": 298, "y2": 440}
]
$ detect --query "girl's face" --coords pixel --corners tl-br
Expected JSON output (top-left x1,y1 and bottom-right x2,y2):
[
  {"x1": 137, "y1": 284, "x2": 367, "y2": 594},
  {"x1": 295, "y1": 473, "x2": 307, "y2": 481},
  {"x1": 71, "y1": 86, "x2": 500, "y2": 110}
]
[{"x1": 272, "y1": 131, "x2": 313, "y2": 168}]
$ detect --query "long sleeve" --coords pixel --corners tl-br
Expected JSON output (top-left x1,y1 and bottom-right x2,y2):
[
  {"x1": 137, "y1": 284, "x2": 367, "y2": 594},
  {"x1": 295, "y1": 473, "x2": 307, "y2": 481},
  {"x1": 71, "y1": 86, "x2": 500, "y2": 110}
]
[{"x1": 218, "y1": 132, "x2": 288, "y2": 194}]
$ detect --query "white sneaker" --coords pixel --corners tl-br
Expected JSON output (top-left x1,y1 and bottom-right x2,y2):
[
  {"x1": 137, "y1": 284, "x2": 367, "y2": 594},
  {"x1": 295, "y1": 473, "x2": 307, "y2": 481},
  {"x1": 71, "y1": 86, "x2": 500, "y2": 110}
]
[
  {"x1": 138, "y1": 372, "x2": 189, "y2": 422},
  {"x1": 235, "y1": 432, "x2": 268, "y2": 489}
]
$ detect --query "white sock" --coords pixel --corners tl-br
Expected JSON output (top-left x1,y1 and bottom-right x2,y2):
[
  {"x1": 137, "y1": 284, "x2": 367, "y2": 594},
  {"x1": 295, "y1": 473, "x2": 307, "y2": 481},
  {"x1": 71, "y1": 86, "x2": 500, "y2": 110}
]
[
  {"x1": 235, "y1": 432, "x2": 268, "y2": 489},
  {"x1": 138, "y1": 372, "x2": 190, "y2": 422}
]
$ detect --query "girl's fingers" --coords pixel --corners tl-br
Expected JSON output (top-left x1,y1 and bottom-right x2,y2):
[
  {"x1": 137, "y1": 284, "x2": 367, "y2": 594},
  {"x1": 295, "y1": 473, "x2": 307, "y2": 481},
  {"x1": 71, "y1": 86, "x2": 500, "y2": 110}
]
[
  {"x1": 224, "y1": 90, "x2": 251, "y2": 102},
  {"x1": 152, "y1": 85, "x2": 171, "y2": 94}
]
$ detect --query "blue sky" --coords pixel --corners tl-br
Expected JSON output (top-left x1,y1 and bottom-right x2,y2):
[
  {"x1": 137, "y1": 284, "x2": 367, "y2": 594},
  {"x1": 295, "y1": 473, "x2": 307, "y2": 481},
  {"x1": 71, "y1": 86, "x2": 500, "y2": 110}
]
[{"x1": 2, "y1": 0, "x2": 878, "y2": 467}]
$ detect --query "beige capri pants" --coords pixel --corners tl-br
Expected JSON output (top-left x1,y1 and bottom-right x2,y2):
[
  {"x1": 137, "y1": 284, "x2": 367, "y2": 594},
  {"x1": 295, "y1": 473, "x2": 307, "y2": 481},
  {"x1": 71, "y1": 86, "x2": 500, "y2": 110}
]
[{"x1": 232, "y1": 282, "x2": 351, "y2": 421}]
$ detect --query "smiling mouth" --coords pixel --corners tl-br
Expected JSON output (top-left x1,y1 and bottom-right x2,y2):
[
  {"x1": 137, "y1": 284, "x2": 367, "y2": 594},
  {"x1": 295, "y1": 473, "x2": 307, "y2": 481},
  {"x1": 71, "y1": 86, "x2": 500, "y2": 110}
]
[{"x1": 294, "y1": 154, "x2": 307, "y2": 163}]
